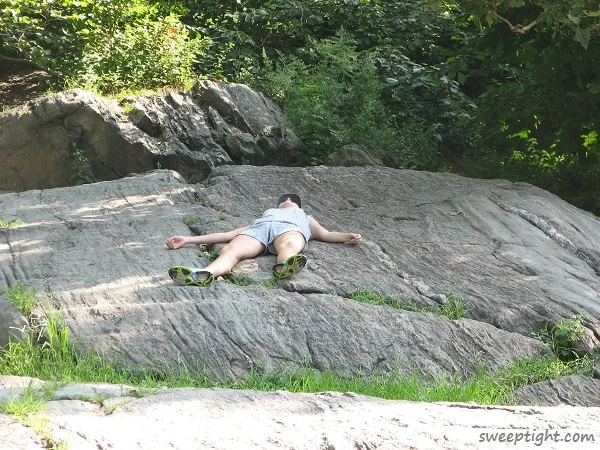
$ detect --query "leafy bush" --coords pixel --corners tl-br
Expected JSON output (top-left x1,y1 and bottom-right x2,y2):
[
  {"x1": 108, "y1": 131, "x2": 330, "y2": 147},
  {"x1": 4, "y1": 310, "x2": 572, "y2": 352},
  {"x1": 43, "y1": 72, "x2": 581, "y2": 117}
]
[
  {"x1": 66, "y1": 15, "x2": 208, "y2": 94},
  {"x1": 531, "y1": 314, "x2": 586, "y2": 361},
  {"x1": 254, "y1": 31, "x2": 438, "y2": 169},
  {"x1": 0, "y1": 0, "x2": 208, "y2": 94}
]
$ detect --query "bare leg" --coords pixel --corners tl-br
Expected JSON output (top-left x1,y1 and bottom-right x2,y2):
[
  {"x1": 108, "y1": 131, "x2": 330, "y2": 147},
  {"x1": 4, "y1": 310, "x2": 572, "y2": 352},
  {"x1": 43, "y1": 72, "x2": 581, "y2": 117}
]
[
  {"x1": 272, "y1": 231, "x2": 306, "y2": 263},
  {"x1": 204, "y1": 234, "x2": 265, "y2": 276}
]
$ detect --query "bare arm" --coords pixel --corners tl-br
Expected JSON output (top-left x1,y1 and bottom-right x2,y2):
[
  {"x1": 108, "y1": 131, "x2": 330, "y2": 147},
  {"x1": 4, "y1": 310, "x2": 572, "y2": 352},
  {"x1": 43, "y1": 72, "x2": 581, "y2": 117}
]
[
  {"x1": 166, "y1": 226, "x2": 249, "y2": 249},
  {"x1": 309, "y1": 218, "x2": 362, "y2": 245}
]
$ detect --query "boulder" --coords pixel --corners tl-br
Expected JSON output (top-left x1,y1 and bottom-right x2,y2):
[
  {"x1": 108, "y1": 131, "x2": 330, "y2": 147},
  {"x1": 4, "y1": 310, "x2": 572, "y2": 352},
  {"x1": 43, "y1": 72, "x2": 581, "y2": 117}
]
[
  {"x1": 0, "y1": 83, "x2": 307, "y2": 191},
  {"x1": 515, "y1": 375, "x2": 600, "y2": 406},
  {"x1": 1, "y1": 165, "x2": 599, "y2": 382},
  {"x1": 194, "y1": 80, "x2": 307, "y2": 166}
]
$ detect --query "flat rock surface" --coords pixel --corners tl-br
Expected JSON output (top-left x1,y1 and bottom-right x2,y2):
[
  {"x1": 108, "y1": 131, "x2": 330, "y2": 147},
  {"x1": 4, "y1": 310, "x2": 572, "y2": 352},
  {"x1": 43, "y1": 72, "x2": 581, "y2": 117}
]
[
  {"x1": 1, "y1": 377, "x2": 599, "y2": 450},
  {"x1": 1, "y1": 166, "x2": 600, "y2": 447},
  {"x1": 30, "y1": 384, "x2": 600, "y2": 449}
]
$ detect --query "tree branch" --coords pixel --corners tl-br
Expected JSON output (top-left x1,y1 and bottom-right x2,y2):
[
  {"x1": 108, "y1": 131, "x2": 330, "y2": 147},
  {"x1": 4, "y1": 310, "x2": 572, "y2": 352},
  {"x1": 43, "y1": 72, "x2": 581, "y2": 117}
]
[{"x1": 493, "y1": 12, "x2": 539, "y2": 35}]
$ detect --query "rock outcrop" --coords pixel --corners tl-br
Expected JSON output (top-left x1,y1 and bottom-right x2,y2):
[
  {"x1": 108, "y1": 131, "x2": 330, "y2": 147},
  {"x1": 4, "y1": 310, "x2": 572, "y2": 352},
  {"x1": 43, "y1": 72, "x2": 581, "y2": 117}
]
[
  {"x1": 0, "y1": 82, "x2": 306, "y2": 192},
  {"x1": 1, "y1": 165, "x2": 599, "y2": 384},
  {"x1": 516, "y1": 375, "x2": 600, "y2": 407}
]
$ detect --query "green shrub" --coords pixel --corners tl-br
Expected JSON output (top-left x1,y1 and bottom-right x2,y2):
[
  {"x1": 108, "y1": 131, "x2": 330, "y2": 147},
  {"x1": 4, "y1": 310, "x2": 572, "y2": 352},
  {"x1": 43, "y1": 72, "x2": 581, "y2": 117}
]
[
  {"x1": 531, "y1": 314, "x2": 586, "y2": 361},
  {"x1": 70, "y1": 146, "x2": 96, "y2": 186},
  {"x1": 66, "y1": 15, "x2": 209, "y2": 94},
  {"x1": 254, "y1": 31, "x2": 437, "y2": 168}
]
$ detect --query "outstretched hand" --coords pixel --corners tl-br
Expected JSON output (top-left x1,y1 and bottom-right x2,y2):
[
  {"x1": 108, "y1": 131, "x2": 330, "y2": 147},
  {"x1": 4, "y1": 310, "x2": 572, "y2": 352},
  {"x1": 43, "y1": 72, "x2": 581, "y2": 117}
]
[
  {"x1": 347, "y1": 233, "x2": 362, "y2": 245},
  {"x1": 166, "y1": 235, "x2": 188, "y2": 249}
]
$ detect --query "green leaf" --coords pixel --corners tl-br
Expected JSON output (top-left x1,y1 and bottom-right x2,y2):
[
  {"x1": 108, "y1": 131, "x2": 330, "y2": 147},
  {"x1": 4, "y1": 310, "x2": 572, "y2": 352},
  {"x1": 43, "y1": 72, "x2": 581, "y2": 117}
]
[{"x1": 574, "y1": 28, "x2": 590, "y2": 50}]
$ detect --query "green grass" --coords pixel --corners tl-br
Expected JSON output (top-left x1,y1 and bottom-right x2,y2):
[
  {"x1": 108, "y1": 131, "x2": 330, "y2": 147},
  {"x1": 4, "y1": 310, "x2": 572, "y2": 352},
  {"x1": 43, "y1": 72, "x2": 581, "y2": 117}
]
[
  {"x1": 3, "y1": 283, "x2": 39, "y2": 315},
  {"x1": 182, "y1": 216, "x2": 200, "y2": 226},
  {"x1": 0, "y1": 219, "x2": 23, "y2": 228},
  {"x1": 230, "y1": 364, "x2": 513, "y2": 404},
  {"x1": 492, "y1": 353, "x2": 597, "y2": 392},
  {"x1": 348, "y1": 289, "x2": 468, "y2": 320},
  {"x1": 1, "y1": 283, "x2": 598, "y2": 410},
  {"x1": 203, "y1": 248, "x2": 220, "y2": 261},
  {"x1": 0, "y1": 386, "x2": 51, "y2": 419},
  {"x1": 439, "y1": 294, "x2": 468, "y2": 320}
]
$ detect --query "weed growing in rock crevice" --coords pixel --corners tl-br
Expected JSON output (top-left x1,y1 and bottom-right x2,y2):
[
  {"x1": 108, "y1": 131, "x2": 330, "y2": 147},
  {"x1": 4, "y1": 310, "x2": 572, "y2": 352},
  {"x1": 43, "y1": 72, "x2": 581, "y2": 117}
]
[
  {"x1": 347, "y1": 289, "x2": 467, "y2": 320},
  {"x1": 70, "y1": 146, "x2": 96, "y2": 185},
  {"x1": 0, "y1": 219, "x2": 23, "y2": 228},
  {"x1": 531, "y1": 314, "x2": 587, "y2": 361}
]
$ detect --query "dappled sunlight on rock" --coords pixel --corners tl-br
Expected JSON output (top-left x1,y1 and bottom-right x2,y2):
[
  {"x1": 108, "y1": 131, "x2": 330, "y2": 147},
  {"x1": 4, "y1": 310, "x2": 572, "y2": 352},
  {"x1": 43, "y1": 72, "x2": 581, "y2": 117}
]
[{"x1": 0, "y1": 166, "x2": 599, "y2": 405}]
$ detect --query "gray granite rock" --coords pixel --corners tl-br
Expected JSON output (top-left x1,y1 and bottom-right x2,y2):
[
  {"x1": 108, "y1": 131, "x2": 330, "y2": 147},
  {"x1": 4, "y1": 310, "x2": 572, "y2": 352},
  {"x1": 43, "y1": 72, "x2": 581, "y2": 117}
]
[
  {"x1": 0, "y1": 83, "x2": 307, "y2": 192},
  {"x1": 515, "y1": 375, "x2": 600, "y2": 406},
  {"x1": 2, "y1": 166, "x2": 599, "y2": 382}
]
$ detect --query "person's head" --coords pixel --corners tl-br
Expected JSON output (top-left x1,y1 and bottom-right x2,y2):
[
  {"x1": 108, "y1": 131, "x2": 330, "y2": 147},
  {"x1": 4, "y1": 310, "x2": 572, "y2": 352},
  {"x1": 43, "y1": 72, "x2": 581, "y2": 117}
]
[{"x1": 277, "y1": 193, "x2": 301, "y2": 209}]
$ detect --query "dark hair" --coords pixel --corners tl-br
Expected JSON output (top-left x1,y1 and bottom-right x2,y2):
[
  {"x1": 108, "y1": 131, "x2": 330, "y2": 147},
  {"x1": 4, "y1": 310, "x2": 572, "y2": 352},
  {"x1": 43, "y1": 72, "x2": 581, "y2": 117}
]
[{"x1": 277, "y1": 194, "x2": 301, "y2": 208}]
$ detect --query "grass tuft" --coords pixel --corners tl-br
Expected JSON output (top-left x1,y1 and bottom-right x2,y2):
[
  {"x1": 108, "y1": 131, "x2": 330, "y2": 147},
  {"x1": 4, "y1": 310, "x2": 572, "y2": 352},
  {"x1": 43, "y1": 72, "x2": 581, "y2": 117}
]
[
  {"x1": 182, "y1": 216, "x2": 200, "y2": 226},
  {"x1": 3, "y1": 283, "x2": 39, "y2": 315},
  {"x1": 347, "y1": 289, "x2": 468, "y2": 320},
  {"x1": 224, "y1": 274, "x2": 278, "y2": 289},
  {"x1": 0, "y1": 219, "x2": 23, "y2": 228}
]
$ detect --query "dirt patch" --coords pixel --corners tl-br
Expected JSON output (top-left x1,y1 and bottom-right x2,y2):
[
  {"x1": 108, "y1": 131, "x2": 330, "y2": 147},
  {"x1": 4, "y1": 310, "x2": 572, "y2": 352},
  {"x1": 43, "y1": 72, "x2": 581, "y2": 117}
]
[{"x1": 0, "y1": 69, "x2": 54, "y2": 111}]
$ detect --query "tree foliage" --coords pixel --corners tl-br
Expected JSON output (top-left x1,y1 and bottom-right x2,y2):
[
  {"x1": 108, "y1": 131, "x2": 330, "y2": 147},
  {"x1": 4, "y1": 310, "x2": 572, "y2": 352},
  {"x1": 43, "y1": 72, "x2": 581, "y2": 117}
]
[
  {"x1": 0, "y1": 0, "x2": 207, "y2": 91},
  {"x1": 0, "y1": 0, "x2": 598, "y2": 214},
  {"x1": 255, "y1": 31, "x2": 440, "y2": 169},
  {"x1": 440, "y1": 1, "x2": 600, "y2": 213},
  {"x1": 435, "y1": 0, "x2": 600, "y2": 49}
]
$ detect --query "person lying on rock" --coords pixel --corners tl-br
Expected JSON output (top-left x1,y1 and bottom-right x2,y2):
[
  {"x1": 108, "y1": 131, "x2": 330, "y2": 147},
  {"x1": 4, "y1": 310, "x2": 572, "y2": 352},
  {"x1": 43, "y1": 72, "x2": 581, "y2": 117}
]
[{"x1": 166, "y1": 194, "x2": 362, "y2": 287}]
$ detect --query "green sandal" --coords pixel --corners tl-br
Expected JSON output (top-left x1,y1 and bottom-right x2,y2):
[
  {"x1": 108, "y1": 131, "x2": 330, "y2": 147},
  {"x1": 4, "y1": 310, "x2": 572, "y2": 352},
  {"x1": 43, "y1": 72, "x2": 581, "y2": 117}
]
[
  {"x1": 168, "y1": 266, "x2": 215, "y2": 287},
  {"x1": 272, "y1": 254, "x2": 308, "y2": 280}
]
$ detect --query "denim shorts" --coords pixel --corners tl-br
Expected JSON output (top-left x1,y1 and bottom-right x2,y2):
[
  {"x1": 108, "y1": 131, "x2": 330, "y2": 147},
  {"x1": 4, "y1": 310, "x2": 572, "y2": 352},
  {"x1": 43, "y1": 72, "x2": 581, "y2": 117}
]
[{"x1": 240, "y1": 221, "x2": 306, "y2": 254}]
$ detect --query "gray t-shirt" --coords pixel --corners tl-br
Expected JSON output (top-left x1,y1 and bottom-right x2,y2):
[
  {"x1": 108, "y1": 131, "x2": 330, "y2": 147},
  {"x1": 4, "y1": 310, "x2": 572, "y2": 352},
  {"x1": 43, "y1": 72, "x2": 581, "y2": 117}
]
[{"x1": 250, "y1": 207, "x2": 313, "y2": 242}]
